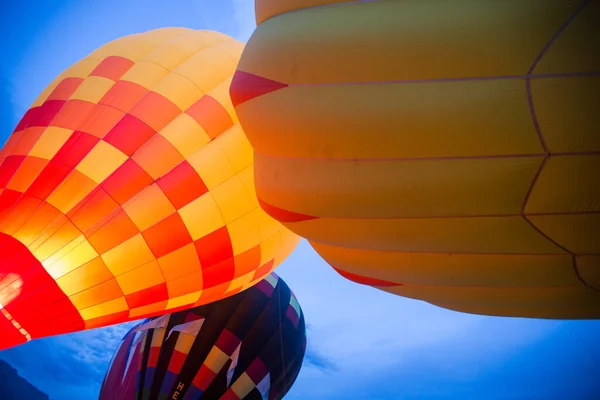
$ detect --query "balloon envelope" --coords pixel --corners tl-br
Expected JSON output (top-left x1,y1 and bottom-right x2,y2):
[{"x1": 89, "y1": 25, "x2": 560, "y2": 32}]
[
  {"x1": 230, "y1": 0, "x2": 600, "y2": 318},
  {"x1": 99, "y1": 272, "x2": 306, "y2": 400},
  {"x1": 0, "y1": 28, "x2": 299, "y2": 350}
]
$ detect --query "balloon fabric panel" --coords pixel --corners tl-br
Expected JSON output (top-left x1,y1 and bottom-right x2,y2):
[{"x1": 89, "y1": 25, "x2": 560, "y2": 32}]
[
  {"x1": 98, "y1": 273, "x2": 306, "y2": 400},
  {"x1": 0, "y1": 28, "x2": 299, "y2": 350},
  {"x1": 230, "y1": 0, "x2": 600, "y2": 319}
]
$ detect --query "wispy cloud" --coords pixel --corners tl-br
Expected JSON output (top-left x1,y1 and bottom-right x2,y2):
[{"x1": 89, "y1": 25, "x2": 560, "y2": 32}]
[
  {"x1": 304, "y1": 350, "x2": 336, "y2": 372},
  {"x1": 274, "y1": 240, "x2": 600, "y2": 399},
  {"x1": 0, "y1": 321, "x2": 138, "y2": 399},
  {"x1": 304, "y1": 324, "x2": 337, "y2": 372}
]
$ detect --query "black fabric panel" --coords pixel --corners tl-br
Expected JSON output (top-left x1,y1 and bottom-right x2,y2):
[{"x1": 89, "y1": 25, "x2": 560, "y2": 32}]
[
  {"x1": 169, "y1": 293, "x2": 246, "y2": 398},
  {"x1": 232, "y1": 281, "x2": 288, "y2": 386},
  {"x1": 136, "y1": 325, "x2": 154, "y2": 400},
  {"x1": 102, "y1": 274, "x2": 307, "y2": 400},
  {"x1": 149, "y1": 313, "x2": 185, "y2": 397}
]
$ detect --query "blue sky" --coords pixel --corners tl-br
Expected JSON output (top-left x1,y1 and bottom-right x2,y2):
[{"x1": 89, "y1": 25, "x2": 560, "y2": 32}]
[{"x1": 1, "y1": 1, "x2": 599, "y2": 399}]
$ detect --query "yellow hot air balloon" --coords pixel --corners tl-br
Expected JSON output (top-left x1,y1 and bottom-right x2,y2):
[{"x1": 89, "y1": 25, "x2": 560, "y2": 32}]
[
  {"x1": 230, "y1": 0, "x2": 600, "y2": 319},
  {"x1": 0, "y1": 28, "x2": 299, "y2": 350}
]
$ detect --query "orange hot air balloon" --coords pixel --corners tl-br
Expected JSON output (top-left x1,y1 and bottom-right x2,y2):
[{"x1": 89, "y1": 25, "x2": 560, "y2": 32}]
[
  {"x1": 0, "y1": 28, "x2": 299, "y2": 350},
  {"x1": 230, "y1": 0, "x2": 600, "y2": 319}
]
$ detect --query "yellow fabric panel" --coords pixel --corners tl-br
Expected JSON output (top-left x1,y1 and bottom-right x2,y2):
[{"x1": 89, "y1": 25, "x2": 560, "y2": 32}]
[
  {"x1": 70, "y1": 76, "x2": 114, "y2": 103},
  {"x1": 151, "y1": 72, "x2": 204, "y2": 110},
  {"x1": 80, "y1": 297, "x2": 129, "y2": 321},
  {"x1": 157, "y1": 244, "x2": 201, "y2": 282},
  {"x1": 389, "y1": 285, "x2": 600, "y2": 320},
  {"x1": 298, "y1": 217, "x2": 566, "y2": 255},
  {"x1": 204, "y1": 347, "x2": 230, "y2": 373},
  {"x1": 123, "y1": 185, "x2": 177, "y2": 230},
  {"x1": 227, "y1": 269, "x2": 256, "y2": 289},
  {"x1": 166, "y1": 291, "x2": 202, "y2": 310},
  {"x1": 162, "y1": 30, "x2": 228, "y2": 55},
  {"x1": 55, "y1": 258, "x2": 114, "y2": 297},
  {"x1": 175, "y1": 331, "x2": 196, "y2": 354},
  {"x1": 227, "y1": 208, "x2": 263, "y2": 255},
  {"x1": 173, "y1": 41, "x2": 244, "y2": 93},
  {"x1": 231, "y1": 372, "x2": 256, "y2": 398},
  {"x1": 254, "y1": 151, "x2": 543, "y2": 218},
  {"x1": 45, "y1": 171, "x2": 97, "y2": 214},
  {"x1": 526, "y1": 155, "x2": 600, "y2": 214},
  {"x1": 100, "y1": 235, "x2": 156, "y2": 276},
  {"x1": 119, "y1": 61, "x2": 169, "y2": 90},
  {"x1": 243, "y1": 0, "x2": 579, "y2": 84},
  {"x1": 312, "y1": 243, "x2": 578, "y2": 287},
  {"x1": 528, "y1": 214, "x2": 600, "y2": 255},
  {"x1": 236, "y1": 80, "x2": 543, "y2": 159},
  {"x1": 159, "y1": 113, "x2": 212, "y2": 158},
  {"x1": 209, "y1": 78, "x2": 239, "y2": 124},
  {"x1": 218, "y1": 127, "x2": 253, "y2": 173},
  {"x1": 532, "y1": 0, "x2": 599, "y2": 74},
  {"x1": 532, "y1": 77, "x2": 600, "y2": 153},
  {"x1": 45, "y1": 239, "x2": 99, "y2": 280},
  {"x1": 140, "y1": 43, "x2": 192, "y2": 72},
  {"x1": 116, "y1": 261, "x2": 165, "y2": 295},
  {"x1": 128, "y1": 301, "x2": 168, "y2": 319},
  {"x1": 256, "y1": 0, "x2": 349, "y2": 24},
  {"x1": 75, "y1": 140, "x2": 128, "y2": 183},
  {"x1": 28, "y1": 127, "x2": 73, "y2": 160},
  {"x1": 178, "y1": 195, "x2": 226, "y2": 241},
  {"x1": 187, "y1": 140, "x2": 237, "y2": 190},
  {"x1": 233, "y1": 0, "x2": 599, "y2": 319},
  {"x1": 30, "y1": 59, "x2": 99, "y2": 107},
  {"x1": 578, "y1": 256, "x2": 600, "y2": 288},
  {"x1": 211, "y1": 176, "x2": 255, "y2": 224}
]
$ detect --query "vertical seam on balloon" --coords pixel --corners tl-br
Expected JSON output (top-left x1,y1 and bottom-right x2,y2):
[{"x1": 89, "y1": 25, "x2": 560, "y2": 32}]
[
  {"x1": 138, "y1": 328, "x2": 153, "y2": 400},
  {"x1": 521, "y1": 0, "x2": 590, "y2": 260},
  {"x1": 524, "y1": 0, "x2": 590, "y2": 154},
  {"x1": 572, "y1": 255, "x2": 600, "y2": 292},
  {"x1": 216, "y1": 289, "x2": 251, "y2": 389},
  {"x1": 276, "y1": 281, "x2": 288, "y2": 395}
]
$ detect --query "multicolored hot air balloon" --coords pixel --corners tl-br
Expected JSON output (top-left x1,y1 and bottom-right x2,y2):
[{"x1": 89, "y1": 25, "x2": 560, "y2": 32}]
[
  {"x1": 230, "y1": 0, "x2": 600, "y2": 319},
  {"x1": 0, "y1": 28, "x2": 299, "y2": 350},
  {"x1": 99, "y1": 273, "x2": 306, "y2": 400}
]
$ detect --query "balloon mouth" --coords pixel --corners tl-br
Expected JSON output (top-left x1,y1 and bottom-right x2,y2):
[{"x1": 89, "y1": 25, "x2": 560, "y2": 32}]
[
  {"x1": 0, "y1": 273, "x2": 23, "y2": 309},
  {"x1": 0, "y1": 273, "x2": 31, "y2": 343}
]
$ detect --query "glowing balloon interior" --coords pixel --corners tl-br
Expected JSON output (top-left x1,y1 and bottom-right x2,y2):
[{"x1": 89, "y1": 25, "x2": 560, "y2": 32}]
[{"x1": 0, "y1": 28, "x2": 299, "y2": 350}]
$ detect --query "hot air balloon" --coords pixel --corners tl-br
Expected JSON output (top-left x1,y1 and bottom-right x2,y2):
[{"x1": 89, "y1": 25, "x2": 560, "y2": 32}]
[
  {"x1": 99, "y1": 272, "x2": 305, "y2": 400},
  {"x1": 0, "y1": 28, "x2": 299, "y2": 350},
  {"x1": 230, "y1": 0, "x2": 600, "y2": 319}
]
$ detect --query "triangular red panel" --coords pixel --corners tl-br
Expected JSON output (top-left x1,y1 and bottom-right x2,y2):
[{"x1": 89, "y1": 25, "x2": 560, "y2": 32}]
[
  {"x1": 229, "y1": 70, "x2": 288, "y2": 107},
  {"x1": 332, "y1": 267, "x2": 400, "y2": 287},
  {"x1": 257, "y1": 198, "x2": 318, "y2": 223}
]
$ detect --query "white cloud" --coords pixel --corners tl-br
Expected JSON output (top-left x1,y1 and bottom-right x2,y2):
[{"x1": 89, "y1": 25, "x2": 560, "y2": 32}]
[{"x1": 55, "y1": 322, "x2": 138, "y2": 372}]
